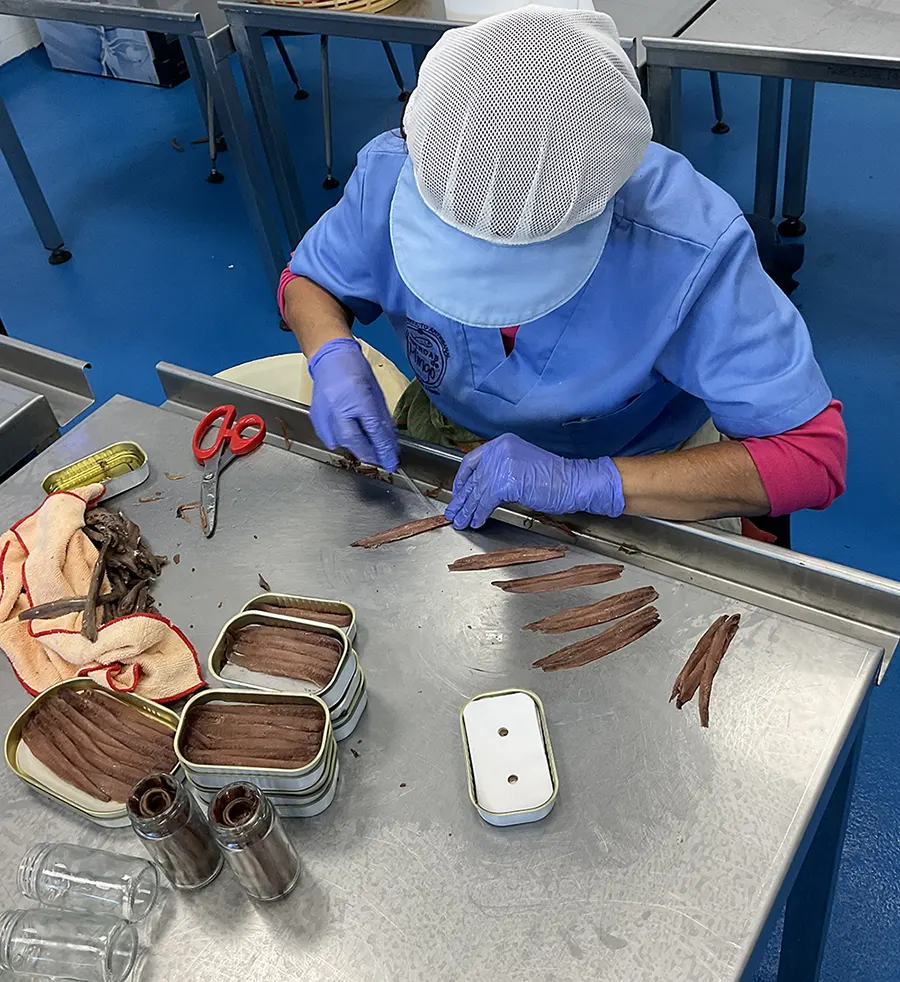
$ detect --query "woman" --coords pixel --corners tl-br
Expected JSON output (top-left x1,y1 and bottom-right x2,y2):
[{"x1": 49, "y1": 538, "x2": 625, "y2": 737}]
[{"x1": 280, "y1": 6, "x2": 846, "y2": 533}]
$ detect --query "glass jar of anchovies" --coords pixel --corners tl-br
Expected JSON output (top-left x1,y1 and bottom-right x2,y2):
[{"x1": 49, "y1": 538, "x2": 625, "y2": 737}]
[
  {"x1": 127, "y1": 773, "x2": 222, "y2": 890},
  {"x1": 208, "y1": 782, "x2": 300, "y2": 901}
]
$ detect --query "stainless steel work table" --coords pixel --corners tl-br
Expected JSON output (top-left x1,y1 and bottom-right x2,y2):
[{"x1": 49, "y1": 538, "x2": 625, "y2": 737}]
[
  {"x1": 0, "y1": 0, "x2": 286, "y2": 289},
  {"x1": 0, "y1": 335, "x2": 94, "y2": 480},
  {"x1": 645, "y1": 0, "x2": 900, "y2": 236},
  {"x1": 0, "y1": 364, "x2": 898, "y2": 980},
  {"x1": 217, "y1": 0, "x2": 719, "y2": 255}
]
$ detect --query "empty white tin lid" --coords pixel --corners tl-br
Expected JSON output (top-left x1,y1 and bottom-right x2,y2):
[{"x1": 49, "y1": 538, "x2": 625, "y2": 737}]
[{"x1": 461, "y1": 690, "x2": 557, "y2": 824}]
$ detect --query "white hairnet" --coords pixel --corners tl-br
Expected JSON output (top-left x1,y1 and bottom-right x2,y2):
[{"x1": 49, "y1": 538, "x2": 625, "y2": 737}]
[{"x1": 403, "y1": 5, "x2": 653, "y2": 245}]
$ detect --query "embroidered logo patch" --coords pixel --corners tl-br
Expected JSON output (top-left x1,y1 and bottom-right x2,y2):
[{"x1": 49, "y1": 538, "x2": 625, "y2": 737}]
[{"x1": 405, "y1": 320, "x2": 449, "y2": 392}]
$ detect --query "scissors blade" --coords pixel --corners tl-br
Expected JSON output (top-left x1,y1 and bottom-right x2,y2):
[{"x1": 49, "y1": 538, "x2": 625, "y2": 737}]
[
  {"x1": 200, "y1": 450, "x2": 225, "y2": 538},
  {"x1": 396, "y1": 467, "x2": 443, "y2": 515}
]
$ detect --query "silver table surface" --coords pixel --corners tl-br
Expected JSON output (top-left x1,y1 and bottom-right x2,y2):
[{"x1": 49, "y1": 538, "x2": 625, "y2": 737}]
[
  {"x1": 682, "y1": 0, "x2": 900, "y2": 54},
  {"x1": 0, "y1": 395, "x2": 883, "y2": 982}
]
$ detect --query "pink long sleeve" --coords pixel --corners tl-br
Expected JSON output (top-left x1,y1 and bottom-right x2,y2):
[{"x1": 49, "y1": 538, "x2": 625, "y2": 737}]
[
  {"x1": 278, "y1": 265, "x2": 299, "y2": 320},
  {"x1": 742, "y1": 400, "x2": 847, "y2": 516}
]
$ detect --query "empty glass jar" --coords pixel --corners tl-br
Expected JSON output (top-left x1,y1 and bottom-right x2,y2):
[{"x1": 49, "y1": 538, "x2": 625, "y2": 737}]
[
  {"x1": 18, "y1": 843, "x2": 158, "y2": 923},
  {"x1": 0, "y1": 908, "x2": 137, "y2": 982}
]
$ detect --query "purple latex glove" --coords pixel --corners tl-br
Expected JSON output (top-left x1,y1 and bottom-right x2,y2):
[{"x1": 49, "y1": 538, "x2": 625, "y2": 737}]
[
  {"x1": 446, "y1": 433, "x2": 625, "y2": 530},
  {"x1": 307, "y1": 337, "x2": 400, "y2": 472}
]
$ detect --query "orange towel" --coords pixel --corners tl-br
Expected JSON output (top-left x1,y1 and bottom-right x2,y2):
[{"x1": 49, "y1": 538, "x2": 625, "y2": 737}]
[{"x1": 0, "y1": 485, "x2": 205, "y2": 703}]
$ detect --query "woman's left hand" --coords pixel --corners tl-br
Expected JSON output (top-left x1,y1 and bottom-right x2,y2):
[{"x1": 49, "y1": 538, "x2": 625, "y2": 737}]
[{"x1": 445, "y1": 433, "x2": 625, "y2": 530}]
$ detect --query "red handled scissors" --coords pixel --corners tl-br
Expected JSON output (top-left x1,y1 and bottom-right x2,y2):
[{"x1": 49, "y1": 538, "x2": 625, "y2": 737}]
[{"x1": 192, "y1": 405, "x2": 266, "y2": 537}]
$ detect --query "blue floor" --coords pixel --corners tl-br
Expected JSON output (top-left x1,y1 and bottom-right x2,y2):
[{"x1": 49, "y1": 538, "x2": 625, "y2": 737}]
[{"x1": 2, "y1": 38, "x2": 900, "y2": 981}]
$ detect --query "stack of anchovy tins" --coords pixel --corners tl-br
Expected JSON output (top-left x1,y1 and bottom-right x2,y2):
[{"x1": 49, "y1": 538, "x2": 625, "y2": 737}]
[{"x1": 210, "y1": 594, "x2": 367, "y2": 742}]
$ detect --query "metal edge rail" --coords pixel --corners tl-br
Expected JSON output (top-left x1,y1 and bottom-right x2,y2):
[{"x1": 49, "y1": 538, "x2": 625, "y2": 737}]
[
  {"x1": 0, "y1": 386, "x2": 59, "y2": 481},
  {"x1": 0, "y1": 0, "x2": 201, "y2": 28},
  {"x1": 0, "y1": 336, "x2": 94, "y2": 427},
  {"x1": 642, "y1": 36, "x2": 900, "y2": 88},
  {"x1": 157, "y1": 362, "x2": 898, "y2": 677}
]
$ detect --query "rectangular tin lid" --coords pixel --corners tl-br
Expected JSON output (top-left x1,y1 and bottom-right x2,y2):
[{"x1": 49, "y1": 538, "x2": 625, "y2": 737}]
[{"x1": 460, "y1": 689, "x2": 558, "y2": 824}]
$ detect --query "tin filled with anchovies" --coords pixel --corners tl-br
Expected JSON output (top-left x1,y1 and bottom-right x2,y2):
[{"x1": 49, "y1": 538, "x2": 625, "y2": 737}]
[
  {"x1": 209, "y1": 783, "x2": 300, "y2": 901},
  {"x1": 175, "y1": 690, "x2": 335, "y2": 794},
  {"x1": 240, "y1": 594, "x2": 357, "y2": 643},
  {"x1": 209, "y1": 612, "x2": 358, "y2": 710},
  {"x1": 5, "y1": 679, "x2": 181, "y2": 828}
]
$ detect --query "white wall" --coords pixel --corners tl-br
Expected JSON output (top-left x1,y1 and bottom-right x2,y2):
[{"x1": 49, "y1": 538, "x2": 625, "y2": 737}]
[{"x1": 0, "y1": 15, "x2": 40, "y2": 68}]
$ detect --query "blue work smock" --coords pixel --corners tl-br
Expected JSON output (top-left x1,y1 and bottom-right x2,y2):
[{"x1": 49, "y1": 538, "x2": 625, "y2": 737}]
[{"x1": 291, "y1": 132, "x2": 831, "y2": 459}]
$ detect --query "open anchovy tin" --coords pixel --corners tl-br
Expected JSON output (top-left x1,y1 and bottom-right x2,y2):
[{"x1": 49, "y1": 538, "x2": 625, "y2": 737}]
[
  {"x1": 209, "y1": 610, "x2": 359, "y2": 710},
  {"x1": 460, "y1": 689, "x2": 559, "y2": 827},
  {"x1": 175, "y1": 689, "x2": 336, "y2": 794},
  {"x1": 41, "y1": 442, "x2": 149, "y2": 499},
  {"x1": 240, "y1": 593, "x2": 358, "y2": 643},
  {"x1": 4, "y1": 678, "x2": 181, "y2": 828}
]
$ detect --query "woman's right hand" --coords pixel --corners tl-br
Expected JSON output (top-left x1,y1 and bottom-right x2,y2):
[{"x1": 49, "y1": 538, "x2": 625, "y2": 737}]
[{"x1": 307, "y1": 337, "x2": 400, "y2": 472}]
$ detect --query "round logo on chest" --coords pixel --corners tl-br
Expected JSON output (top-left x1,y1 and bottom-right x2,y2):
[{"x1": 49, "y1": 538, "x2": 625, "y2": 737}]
[{"x1": 405, "y1": 320, "x2": 449, "y2": 393}]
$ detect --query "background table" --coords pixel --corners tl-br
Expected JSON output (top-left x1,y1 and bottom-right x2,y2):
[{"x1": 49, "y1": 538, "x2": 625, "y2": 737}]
[
  {"x1": 217, "y1": 0, "x2": 722, "y2": 255},
  {"x1": 0, "y1": 364, "x2": 896, "y2": 980},
  {"x1": 0, "y1": 0, "x2": 286, "y2": 288},
  {"x1": 648, "y1": 0, "x2": 900, "y2": 234}
]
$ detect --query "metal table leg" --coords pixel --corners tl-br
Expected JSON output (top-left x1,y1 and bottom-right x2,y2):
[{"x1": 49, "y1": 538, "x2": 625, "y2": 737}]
[
  {"x1": 411, "y1": 44, "x2": 428, "y2": 79},
  {"x1": 709, "y1": 72, "x2": 729, "y2": 134},
  {"x1": 776, "y1": 715, "x2": 865, "y2": 981},
  {"x1": 754, "y1": 76, "x2": 785, "y2": 219},
  {"x1": 203, "y1": 82, "x2": 224, "y2": 184},
  {"x1": 0, "y1": 95, "x2": 71, "y2": 265},
  {"x1": 320, "y1": 35, "x2": 339, "y2": 190},
  {"x1": 190, "y1": 33, "x2": 287, "y2": 291},
  {"x1": 779, "y1": 79, "x2": 815, "y2": 238},
  {"x1": 229, "y1": 19, "x2": 308, "y2": 246},
  {"x1": 182, "y1": 38, "x2": 211, "y2": 132},
  {"x1": 272, "y1": 33, "x2": 309, "y2": 101},
  {"x1": 382, "y1": 42, "x2": 409, "y2": 101},
  {"x1": 182, "y1": 40, "x2": 226, "y2": 161},
  {"x1": 645, "y1": 63, "x2": 682, "y2": 151}
]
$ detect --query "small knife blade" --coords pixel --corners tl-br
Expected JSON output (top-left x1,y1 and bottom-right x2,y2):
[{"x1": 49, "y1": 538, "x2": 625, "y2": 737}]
[{"x1": 396, "y1": 467, "x2": 443, "y2": 515}]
